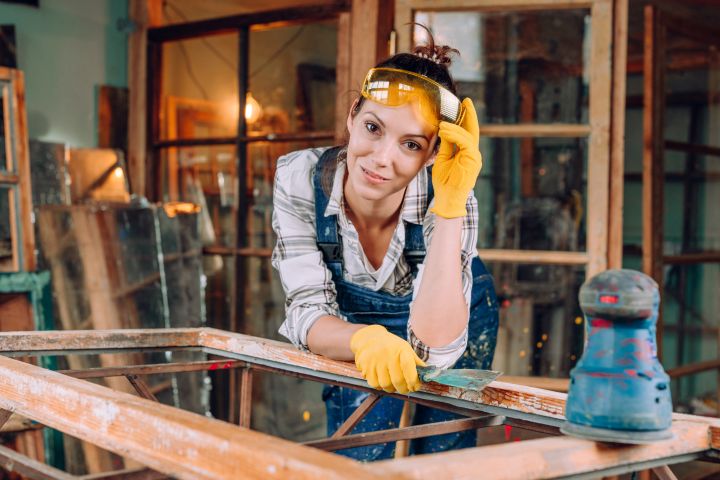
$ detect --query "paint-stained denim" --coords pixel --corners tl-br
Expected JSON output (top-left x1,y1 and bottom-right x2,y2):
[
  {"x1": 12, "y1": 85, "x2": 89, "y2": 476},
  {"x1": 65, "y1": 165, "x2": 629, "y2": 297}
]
[{"x1": 323, "y1": 258, "x2": 499, "y2": 460}]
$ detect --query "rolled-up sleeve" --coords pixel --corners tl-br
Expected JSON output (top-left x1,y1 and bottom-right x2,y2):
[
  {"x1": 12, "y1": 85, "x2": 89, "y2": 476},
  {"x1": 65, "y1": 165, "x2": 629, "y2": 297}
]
[
  {"x1": 407, "y1": 191, "x2": 479, "y2": 369},
  {"x1": 271, "y1": 152, "x2": 339, "y2": 349}
]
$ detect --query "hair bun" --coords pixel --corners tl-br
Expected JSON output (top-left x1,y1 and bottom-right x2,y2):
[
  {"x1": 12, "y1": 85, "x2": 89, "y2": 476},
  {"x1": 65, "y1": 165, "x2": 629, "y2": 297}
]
[{"x1": 411, "y1": 25, "x2": 458, "y2": 66}]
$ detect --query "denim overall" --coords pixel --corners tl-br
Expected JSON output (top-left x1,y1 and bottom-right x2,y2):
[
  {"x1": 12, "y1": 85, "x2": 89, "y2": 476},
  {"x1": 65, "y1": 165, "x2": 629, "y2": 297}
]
[{"x1": 314, "y1": 147, "x2": 499, "y2": 461}]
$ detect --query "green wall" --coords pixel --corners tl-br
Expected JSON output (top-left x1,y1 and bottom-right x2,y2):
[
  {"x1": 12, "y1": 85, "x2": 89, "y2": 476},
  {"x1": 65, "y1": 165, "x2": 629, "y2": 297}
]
[{"x1": 0, "y1": 0, "x2": 128, "y2": 147}]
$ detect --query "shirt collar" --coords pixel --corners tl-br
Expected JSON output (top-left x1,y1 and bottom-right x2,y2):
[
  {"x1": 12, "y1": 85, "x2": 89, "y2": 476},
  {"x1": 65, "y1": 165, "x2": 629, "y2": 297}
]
[{"x1": 323, "y1": 159, "x2": 429, "y2": 225}]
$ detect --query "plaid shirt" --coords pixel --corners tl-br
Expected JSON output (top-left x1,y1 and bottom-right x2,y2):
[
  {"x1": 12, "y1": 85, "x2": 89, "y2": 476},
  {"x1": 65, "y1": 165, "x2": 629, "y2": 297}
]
[{"x1": 271, "y1": 147, "x2": 479, "y2": 369}]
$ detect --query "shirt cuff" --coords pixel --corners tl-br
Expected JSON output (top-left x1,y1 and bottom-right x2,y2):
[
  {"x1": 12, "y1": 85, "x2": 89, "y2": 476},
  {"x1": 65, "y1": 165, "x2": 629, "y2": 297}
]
[{"x1": 407, "y1": 325, "x2": 468, "y2": 370}]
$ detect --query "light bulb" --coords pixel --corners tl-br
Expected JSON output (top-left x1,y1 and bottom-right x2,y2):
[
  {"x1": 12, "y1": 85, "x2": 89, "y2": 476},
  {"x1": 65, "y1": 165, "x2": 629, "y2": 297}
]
[{"x1": 244, "y1": 92, "x2": 263, "y2": 124}]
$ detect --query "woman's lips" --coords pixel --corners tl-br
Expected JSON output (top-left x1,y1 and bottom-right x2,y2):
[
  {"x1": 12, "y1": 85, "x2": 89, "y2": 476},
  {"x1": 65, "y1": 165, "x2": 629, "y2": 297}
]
[{"x1": 360, "y1": 166, "x2": 389, "y2": 183}]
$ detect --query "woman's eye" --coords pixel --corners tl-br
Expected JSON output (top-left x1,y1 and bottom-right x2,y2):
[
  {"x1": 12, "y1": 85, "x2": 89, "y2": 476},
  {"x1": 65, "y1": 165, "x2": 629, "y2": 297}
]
[
  {"x1": 405, "y1": 141, "x2": 422, "y2": 151},
  {"x1": 364, "y1": 122, "x2": 379, "y2": 134}
]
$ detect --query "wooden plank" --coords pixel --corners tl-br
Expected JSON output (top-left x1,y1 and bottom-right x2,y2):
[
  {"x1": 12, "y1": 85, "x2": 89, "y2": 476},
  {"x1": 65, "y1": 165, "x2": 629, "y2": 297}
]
[
  {"x1": 398, "y1": 0, "x2": 592, "y2": 14},
  {"x1": 331, "y1": 393, "x2": 381, "y2": 438},
  {"x1": 127, "y1": 375, "x2": 159, "y2": 402},
  {"x1": 350, "y1": 0, "x2": 394, "y2": 96},
  {"x1": 334, "y1": 12, "x2": 351, "y2": 142},
  {"x1": 585, "y1": 0, "x2": 612, "y2": 278},
  {"x1": 478, "y1": 124, "x2": 591, "y2": 137},
  {"x1": 374, "y1": 419, "x2": 715, "y2": 480},
  {"x1": 0, "y1": 443, "x2": 76, "y2": 480},
  {"x1": 663, "y1": 252, "x2": 720, "y2": 265},
  {"x1": 668, "y1": 358, "x2": 720, "y2": 378},
  {"x1": 128, "y1": 0, "x2": 163, "y2": 197},
  {"x1": 477, "y1": 249, "x2": 588, "y2": 265},
  {"x1": 198, "y1": 328, "x2": 567, "y2": 419},
  {"x1": 665, "y1": 140, "x2": 720, "y2": 158},
  {"x1": 642, "y1": 5, "x2": 666, "y2": 355},
  {"x1": 608, "y1": 0, "x2": 628, "y2": 270},
  {"x1": 238, "y1": 368, "x2": 253, "y2": 428},
  {"x1": 501, "y1": 376, "x2": 569, "y2": 392},
  {"x1": 652, "y1": 465, "x2": 679, "y2": 480},
  {"x1": 80, "y1": 467, "x2": 167, "y2": 480},
  {"x1": 0, "y1": 328, "x2": 201, "y2": 353},
  {"x1": 10, "y1": 68, "x2": 36, "y2": 271},
  {"x1": 0, "y1": 172, "x2": 19, "y2": 184},
  {"x1": 709, "y1": 424, "x2": 720, "y2": 449},
  {"x1": 0, "y1": 355, "x2": 382, "y2": 480},
  {"x1": 0, "y1": 408, "x2": 12, "y2": 429},
  {"x1": 307, "y1": 415, "x2": 500, "y2": 451}
]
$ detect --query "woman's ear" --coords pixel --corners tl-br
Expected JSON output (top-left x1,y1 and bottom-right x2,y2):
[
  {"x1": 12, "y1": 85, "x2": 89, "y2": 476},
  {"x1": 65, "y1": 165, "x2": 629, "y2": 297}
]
[
  {"x1": 346, "y1": 98, "x2": 360, "y2": 133},
  {"x1": 425, "y1": 151, "x2": 437, "y2": 167}
]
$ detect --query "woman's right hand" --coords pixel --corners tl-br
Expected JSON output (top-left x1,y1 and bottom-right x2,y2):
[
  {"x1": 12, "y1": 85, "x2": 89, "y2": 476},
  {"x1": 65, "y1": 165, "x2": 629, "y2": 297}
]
[
  {"x1": 350, "y1": 325, "x2": 426, "y2": 394},
  {"x1": 430, "y1": 98, "x2": 482, "y2": 219}
]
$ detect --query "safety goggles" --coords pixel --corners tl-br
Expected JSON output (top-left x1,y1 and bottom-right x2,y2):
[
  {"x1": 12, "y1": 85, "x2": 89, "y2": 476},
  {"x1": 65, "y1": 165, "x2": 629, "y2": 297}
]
[{"x1": 360, "y1": 67, "x2": 465, "y2": 126}]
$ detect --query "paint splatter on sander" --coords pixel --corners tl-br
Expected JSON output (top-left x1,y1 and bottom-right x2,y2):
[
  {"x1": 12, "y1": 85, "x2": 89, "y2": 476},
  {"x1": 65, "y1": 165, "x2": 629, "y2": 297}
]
[{"x1": 561, "y1": 269, "x2": 673, "y2": 444}]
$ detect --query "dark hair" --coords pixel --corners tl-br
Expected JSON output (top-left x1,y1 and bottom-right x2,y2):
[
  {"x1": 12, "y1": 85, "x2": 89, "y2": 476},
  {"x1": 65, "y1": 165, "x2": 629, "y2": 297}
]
[{"x1": 322, "y1": 28, "x2": 459, "y2": 193}]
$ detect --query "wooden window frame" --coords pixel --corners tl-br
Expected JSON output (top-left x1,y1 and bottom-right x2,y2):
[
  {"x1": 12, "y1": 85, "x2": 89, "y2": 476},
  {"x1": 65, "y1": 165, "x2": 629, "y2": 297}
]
[
  {"x1": 0, "y1": 67, "x2": 35, "y2": 272},
  {"x1": 394, "y1": 0, "x2": 619, "y2": 277}
]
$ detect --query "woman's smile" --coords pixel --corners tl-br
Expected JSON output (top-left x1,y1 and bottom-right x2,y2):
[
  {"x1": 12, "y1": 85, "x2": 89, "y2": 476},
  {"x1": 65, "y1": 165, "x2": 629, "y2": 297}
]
[{"x1": 360, "y1": 165, "x2": 390, "y2": 183}]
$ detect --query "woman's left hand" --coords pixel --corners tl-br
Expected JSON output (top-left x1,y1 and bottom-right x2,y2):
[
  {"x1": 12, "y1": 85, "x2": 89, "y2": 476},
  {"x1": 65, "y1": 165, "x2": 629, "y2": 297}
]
[{"x1": 430, "y1": 98, "x2": 482, "y2": 219}]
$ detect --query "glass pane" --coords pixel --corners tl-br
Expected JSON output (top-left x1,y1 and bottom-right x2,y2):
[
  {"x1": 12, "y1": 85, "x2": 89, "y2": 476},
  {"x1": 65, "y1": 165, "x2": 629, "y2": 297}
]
[
  {"x1": 0, "y1": 84, "x2": 7, "y2": 171},
  {"x1": 662, "y1": 263, "x2": 720, "y2": 410},
  {"x1": 0, "y1": 186, "x2": 14, "y2": 271},
  {"x1": 663, "y1": 28, "x2": 720, "y2": 149},
  {"x1": 249, "y1": 20, "x2": 338, "y2": 133},
  {"x1": 491, "y1": 262, "x2": 584, "y2": 377},
  {"x1": 34, "y1": 205, "x2": 210, "y2": 414},
  {"x1": 414, "y1": 9, "x2": 591, "y2": 124},
  {"x1": 161, "y1": 33, "x2": 239, "y2": 141},
  {"x1": 476, "y1": 137, "x2": 588, "y2": 251},
  {"x1": 29, "y1": 140, "x2": 70, "y2": 207}
]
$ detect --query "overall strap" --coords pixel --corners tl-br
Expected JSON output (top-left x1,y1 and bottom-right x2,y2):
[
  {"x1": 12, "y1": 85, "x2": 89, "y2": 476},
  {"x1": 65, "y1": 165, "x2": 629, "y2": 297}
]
[
  {"x1": 313, "y1": 146, "x2": 344, "y2": 280},
  {"x1": 403, "y1": 165, "x2": 434, "y2": 275}
]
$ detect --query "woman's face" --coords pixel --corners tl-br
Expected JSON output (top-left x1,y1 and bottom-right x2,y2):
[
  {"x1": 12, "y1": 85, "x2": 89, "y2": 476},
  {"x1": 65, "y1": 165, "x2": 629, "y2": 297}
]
[{"x1": 344, "y1": 99, "x2": 438, "y2": 204}]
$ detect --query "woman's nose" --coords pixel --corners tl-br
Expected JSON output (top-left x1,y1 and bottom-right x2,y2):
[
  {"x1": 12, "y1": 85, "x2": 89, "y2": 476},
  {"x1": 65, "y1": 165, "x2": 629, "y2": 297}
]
[{"x1": 372, "y1": 141, "x2": 393, "y2": 168}]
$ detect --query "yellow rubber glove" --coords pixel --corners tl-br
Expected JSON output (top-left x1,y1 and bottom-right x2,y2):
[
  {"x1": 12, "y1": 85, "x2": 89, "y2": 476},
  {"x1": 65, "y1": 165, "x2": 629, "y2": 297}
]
[
  {"x1": 350, "y1": 325, "x2": 426, "y2": 394},
  {"x1": 430, "y1": 98, "x2": 483, "y2": 219}
]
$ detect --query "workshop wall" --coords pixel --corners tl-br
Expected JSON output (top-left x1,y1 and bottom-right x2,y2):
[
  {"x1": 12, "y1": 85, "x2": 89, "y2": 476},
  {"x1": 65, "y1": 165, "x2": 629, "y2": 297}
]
[{"x1": 0, "y1": 0, "x2": 128, "y2": 147}]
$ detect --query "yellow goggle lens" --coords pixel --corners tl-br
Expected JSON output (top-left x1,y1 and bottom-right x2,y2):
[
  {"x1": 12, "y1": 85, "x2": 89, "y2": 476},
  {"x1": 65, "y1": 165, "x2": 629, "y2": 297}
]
[{"x1": 360, "y1": 67, "x2": 465, "y2": 125}]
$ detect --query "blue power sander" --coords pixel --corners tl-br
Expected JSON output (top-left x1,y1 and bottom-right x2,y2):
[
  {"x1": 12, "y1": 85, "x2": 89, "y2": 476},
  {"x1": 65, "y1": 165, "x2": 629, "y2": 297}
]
[{"x1": 561, "y1": 269, "x2": 673, "y2": 444}]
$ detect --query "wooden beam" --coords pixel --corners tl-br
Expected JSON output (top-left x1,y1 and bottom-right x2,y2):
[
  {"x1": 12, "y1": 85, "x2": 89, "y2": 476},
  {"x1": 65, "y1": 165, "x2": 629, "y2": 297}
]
[
  {"x1": 198, "y1": 328, "x2": 568, "y2": 419},
  {"x1": 0, "y1": 443, "x2": 76, "y2": 480},
  {"x1": 0, "y1": 328, "x2": 201, "y2": 354},
  {"x1": 349, "y1": 0, "x2": 394, "y2": 96},
  {"x1": 585, "y1": 0, "x2": 612, "y2": 277},
  {"x1": 128, "y1": 0, "x2": 163, "y2": 197},
  {"x1": 335, "y1": 12, "x2": 351, "y2": 142},
  {"x1": 477, "y1": 249, "x2": 588, "y2": 265},
  {"x1": 374, "y1": 419, "x2": 715, "y2": 480},
  {"x1": 330, "y1": 393, "x2": 381, "y2": 438},
  {"x1": 642, "y1": 5, "x2": 666, "y2": 355},
  {"x1": 0, "y1": 355, "x2": 382, "y2": 480},
  {"x1": 126, "y1": 375, "x2": 159, "y2": 402},
  {"x1": 663, "y1": 252, "x2": 720, "y2": 265},
  {"x1": 608, "y1": 0, "x2": 629, "y2": 269},
  {"x1": 668, "y1": 358, "x2": 720, "y2": 378},
  {"x1": 307, "y1": 415, "x2": 500, "y2": 451},
  {"x1": 478, "y1": 124, "x2": 591, "y2": 137},
  {"x1": 238, "y1": 368, "x2": 253, "y2": 428}
]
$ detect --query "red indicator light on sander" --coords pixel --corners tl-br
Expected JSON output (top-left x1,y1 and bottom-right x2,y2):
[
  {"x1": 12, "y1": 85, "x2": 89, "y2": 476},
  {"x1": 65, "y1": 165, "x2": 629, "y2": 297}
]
[{"x1": 599, "y1": 294, "x2": 619, "y2": 304}]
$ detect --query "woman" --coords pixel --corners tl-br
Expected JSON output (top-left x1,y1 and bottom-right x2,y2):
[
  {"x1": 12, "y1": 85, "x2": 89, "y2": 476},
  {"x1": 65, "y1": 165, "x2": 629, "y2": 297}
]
[{"x1": 271, "y1": 37, "x2": 499, "y2": 460}]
